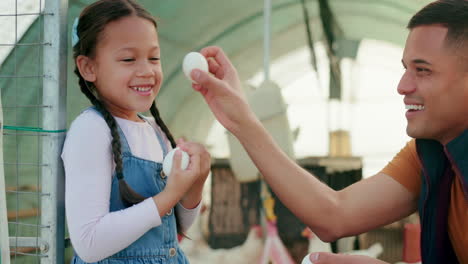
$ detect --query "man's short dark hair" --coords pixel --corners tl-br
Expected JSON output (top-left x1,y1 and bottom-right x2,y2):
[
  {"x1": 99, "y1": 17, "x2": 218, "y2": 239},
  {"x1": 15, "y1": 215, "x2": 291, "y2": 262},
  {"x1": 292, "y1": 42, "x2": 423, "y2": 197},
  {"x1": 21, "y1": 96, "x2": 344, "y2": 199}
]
[{"x1": 408, "y1": 0, "x2": 468, "y2": 50}]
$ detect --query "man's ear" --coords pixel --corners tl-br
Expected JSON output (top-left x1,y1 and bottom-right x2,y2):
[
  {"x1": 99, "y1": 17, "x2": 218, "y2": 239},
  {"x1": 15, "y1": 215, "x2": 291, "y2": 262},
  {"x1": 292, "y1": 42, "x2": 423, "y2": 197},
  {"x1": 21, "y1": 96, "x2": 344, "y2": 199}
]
[{"x1": 76, "y1": 55, "x2": 96, "y2": 82}]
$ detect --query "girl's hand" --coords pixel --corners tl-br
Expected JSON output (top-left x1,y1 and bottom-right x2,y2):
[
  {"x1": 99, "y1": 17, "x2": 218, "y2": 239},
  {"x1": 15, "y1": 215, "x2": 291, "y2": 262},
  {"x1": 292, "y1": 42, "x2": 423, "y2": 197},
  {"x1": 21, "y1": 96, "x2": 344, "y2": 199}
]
[
  {"x1": 177, "y1": 138, "x2": 211, "y2": 208},
  {"x1": 164, "y1": 147, "x2": 201, "y2": 202},
  {"x1": 153, "y1": 147, "x2": 201, "y2": 216},
  {"x1": 178, "y1": 139, "x2": 210, "y2": 185},
  {"x1": 190, "y1": 46, "x2": 258, "y2": 135}
]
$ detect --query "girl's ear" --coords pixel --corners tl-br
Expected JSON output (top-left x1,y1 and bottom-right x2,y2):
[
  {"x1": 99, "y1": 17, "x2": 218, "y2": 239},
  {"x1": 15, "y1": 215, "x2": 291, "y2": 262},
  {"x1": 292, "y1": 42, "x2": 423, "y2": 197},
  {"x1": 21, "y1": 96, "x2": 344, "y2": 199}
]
[{"x1": 76, "y1": 55, "x2": 97, "y2": 82}]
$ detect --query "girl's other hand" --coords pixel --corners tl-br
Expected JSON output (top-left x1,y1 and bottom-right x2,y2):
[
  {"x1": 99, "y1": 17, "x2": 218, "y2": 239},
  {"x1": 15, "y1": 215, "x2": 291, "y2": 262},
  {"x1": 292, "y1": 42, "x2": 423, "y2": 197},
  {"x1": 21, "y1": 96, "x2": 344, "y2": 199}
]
[
  {"x1": 165, "y1": 148, "x2": 200, "y2": 198},
  {"x1": 177, "y1": 139, "x2": 211, "y2": 208},
  {"x1": 152, "y1": 149, "x2": 201, "y2": 216},
  {"x1": 177, "y1": 138, "x2": 210, "y2": 184}
]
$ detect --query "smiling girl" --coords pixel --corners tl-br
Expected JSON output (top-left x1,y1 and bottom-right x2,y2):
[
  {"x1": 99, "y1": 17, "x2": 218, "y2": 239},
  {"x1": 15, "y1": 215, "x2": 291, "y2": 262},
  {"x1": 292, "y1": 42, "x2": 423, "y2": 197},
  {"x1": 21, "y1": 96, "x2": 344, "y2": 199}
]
[{"x1": 61, "y1": 1, "x2": 210, "y2": 263}]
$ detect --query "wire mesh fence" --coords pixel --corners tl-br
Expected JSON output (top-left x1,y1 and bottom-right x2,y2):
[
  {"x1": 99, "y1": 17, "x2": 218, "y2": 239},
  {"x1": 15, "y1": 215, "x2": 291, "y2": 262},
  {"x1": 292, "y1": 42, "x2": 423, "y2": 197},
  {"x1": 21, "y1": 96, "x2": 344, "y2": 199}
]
[{"x1": 0, "y1": 0, "x2": 68, "y2": 263}]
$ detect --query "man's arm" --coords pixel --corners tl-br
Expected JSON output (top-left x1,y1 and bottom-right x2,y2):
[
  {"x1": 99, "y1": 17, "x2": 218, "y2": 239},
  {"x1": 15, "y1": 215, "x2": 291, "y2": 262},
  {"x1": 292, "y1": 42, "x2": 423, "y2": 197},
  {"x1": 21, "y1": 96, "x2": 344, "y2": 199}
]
[{"x1": 237, "y1": 119, "x2": 418, "y2": 241}]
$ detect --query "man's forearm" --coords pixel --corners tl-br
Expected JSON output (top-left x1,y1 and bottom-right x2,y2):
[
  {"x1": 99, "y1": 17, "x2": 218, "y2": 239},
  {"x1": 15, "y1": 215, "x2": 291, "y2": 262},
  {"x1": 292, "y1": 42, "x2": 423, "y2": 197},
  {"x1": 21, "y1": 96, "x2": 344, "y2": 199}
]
[{"x1": 233, "y1": 118, "x2": 342, "y2": 241}]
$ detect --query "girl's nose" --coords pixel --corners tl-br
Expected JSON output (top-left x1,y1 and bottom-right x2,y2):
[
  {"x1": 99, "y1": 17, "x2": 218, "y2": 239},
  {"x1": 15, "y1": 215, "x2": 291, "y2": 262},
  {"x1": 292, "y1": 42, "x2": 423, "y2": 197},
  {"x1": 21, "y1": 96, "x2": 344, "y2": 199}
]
[{"x1": 136, "y1": 62, "x2": 155, "y2": 77}]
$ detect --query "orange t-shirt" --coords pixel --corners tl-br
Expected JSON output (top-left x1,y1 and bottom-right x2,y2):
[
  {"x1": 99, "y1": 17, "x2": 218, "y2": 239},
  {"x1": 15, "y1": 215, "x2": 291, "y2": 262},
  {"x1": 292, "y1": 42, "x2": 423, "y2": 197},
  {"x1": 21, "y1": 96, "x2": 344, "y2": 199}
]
[{"x1": 381, "y1": 140, "x2": 468, "y2": 263}]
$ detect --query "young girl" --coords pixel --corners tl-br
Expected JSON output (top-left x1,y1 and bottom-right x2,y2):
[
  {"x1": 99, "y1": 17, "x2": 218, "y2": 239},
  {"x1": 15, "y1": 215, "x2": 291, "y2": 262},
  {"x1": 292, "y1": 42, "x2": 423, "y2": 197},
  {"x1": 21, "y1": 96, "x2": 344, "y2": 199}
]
[{"x1": 61, "y1": 1, "x2": 210, "y2": 263}]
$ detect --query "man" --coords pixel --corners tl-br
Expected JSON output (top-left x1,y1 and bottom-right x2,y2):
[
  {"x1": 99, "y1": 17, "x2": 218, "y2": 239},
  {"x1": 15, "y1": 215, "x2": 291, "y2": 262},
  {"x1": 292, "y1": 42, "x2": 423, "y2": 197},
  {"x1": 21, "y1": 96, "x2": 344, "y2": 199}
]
[{"x1": 190, "y1": 0, "x2": 468, "y2": 263}]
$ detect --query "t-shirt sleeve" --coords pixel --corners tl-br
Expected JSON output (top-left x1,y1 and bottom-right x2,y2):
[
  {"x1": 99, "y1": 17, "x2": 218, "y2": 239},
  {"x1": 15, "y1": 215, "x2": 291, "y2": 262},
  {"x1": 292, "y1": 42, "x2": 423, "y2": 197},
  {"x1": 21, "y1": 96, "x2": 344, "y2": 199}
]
[
  {"x1": 380, "y1": 139, "x2": 422, "y2": 195},
  {"x1": 176, "y1": 201, "x2": 202, "y2": 233}
]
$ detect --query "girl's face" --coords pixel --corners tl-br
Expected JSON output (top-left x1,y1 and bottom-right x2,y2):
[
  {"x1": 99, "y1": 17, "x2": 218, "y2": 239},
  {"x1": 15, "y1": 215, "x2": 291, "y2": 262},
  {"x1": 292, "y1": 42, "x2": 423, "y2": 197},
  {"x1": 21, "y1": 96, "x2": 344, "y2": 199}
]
[{"x1": 91, "y1": 16, "x2": 162, "y2": 121}]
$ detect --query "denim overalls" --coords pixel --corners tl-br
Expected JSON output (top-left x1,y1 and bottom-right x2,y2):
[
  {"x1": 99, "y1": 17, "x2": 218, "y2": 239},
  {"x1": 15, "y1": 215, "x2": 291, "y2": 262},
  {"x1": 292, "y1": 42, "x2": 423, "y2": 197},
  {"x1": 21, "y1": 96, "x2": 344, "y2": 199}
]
[{"x1": 72, "y1": 109, "x2": 189, "y2": 264}]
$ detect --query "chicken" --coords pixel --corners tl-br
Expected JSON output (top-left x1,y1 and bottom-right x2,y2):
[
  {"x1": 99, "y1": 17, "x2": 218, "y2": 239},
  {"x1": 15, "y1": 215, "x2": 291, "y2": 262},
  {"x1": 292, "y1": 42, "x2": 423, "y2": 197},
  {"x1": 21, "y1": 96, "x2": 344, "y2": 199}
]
[
  {"x1": 182, "y1": 225, "x2": 263, "y2": 264},
  {"x1": 179, "y1": 205, "x2": 264, "y2": 264},
  {"x1": 301, "y1": 227, "x2": 332, "y2": 253}
]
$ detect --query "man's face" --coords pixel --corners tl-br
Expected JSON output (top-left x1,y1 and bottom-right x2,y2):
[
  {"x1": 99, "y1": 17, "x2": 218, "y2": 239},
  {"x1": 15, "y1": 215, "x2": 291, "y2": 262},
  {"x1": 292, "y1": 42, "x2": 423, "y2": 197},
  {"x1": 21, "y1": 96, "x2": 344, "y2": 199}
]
[{"x1": 398, "y1": 25, "x2": 468, "y2": 144}]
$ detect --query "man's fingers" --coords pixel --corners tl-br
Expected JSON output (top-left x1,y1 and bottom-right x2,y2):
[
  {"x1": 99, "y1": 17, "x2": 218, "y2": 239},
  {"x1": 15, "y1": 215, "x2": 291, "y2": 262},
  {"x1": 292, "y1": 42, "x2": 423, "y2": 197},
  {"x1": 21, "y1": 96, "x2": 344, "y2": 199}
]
[
  {"x1": 207, "y1": 58, "x2": 224, "y2": 79},
  {"x1": 306, "y1": 252, "x2": 336, "y2": 264},
  {"x1": 191, "y1": 69, "x2": 226, "y2": 94},
  {"x1": 200, "y1": 46, "x2": 233, "y2": 71},
  {"x1": 306, "y1": 252, "x2": 388, "y2": 264}
]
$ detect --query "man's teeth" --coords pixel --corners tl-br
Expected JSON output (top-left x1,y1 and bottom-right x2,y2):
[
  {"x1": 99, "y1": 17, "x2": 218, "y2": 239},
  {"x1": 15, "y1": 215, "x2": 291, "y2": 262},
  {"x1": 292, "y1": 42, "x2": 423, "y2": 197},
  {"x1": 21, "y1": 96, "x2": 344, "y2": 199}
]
[
  {"x1": 131, "y1": 86, "x2": 151, "y2": 92},
  {"x1": 405, "y1": 104, "x2": 425, "y2": 110}
]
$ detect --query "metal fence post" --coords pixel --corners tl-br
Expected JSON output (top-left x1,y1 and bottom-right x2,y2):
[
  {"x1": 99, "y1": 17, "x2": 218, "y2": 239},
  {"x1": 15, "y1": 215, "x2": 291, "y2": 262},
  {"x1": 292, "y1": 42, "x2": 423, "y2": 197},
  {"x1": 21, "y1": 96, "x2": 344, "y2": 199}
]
[{"x1": 41, "y1": 0, "x2": 68, "y2": 263}]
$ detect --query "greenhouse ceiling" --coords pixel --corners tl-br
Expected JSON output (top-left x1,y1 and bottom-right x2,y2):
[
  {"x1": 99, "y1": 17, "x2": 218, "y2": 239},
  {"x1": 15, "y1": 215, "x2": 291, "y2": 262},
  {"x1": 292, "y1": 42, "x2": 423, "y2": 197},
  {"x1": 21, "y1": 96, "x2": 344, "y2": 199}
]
[{"x1": 1, "y1": 0, "x2": 432, "y2": 141}]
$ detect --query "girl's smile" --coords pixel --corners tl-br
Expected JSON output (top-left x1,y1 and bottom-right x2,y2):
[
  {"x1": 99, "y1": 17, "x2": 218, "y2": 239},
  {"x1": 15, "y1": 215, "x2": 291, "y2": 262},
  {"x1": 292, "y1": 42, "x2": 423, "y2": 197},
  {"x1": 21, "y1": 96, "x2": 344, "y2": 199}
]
[{"x1": 129, "y1": 84, "x2": 155, "y2": 96}]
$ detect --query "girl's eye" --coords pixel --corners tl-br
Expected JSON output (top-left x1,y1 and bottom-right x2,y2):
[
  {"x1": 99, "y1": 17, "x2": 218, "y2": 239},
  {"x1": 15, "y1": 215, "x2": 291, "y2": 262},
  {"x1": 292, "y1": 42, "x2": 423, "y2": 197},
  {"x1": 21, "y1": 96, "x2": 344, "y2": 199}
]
[
  {"x1": 121, "y1": 58, "x2": 135, "y2": 62},
  {"x1": 149, "y1": 57, "x2": 160, "y2": 61}
]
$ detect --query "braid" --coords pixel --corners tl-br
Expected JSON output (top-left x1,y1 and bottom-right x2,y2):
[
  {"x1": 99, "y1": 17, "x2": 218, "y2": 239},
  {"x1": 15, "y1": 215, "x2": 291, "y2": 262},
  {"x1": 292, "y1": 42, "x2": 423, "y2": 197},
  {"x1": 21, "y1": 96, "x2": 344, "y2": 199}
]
[
  {"x1": 150, "y1": 102, "x2": 176, "y2": 148},
  {"x1": 150, "y1": 101, "x2": 188, "y2": 237},
  {"x1": 75, "y1": 68, "x2": 146, "y2": 207}
]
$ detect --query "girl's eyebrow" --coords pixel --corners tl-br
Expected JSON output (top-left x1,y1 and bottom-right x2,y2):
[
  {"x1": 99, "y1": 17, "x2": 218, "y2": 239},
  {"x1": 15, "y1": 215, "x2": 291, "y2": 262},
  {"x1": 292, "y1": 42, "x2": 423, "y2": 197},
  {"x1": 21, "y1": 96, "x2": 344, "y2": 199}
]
[{"x1": 116, "y1": 46, "x2": 160, "y2": 52}]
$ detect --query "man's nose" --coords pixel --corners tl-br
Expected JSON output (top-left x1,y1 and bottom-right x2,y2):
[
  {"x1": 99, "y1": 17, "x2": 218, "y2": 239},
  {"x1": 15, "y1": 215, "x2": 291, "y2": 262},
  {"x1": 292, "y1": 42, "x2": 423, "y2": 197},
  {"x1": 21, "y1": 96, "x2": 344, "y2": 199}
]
[{"x1": 397, "y1": 70, "x2": 416, "y2": 95}]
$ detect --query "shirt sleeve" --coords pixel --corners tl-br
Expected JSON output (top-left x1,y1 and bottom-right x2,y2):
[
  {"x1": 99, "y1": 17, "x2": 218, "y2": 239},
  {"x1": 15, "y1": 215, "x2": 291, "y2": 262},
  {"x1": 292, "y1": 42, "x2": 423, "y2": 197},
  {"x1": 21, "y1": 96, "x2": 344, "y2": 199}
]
[
  {"x1": 380, "y1": 139, "x2": 422, "y2": 195},
  {"x1": 61, "y1": 111, "x2": 162, "y2": 263},
  {"x1": 176, "y1": 201, "x2": 202, "y2": 233}
]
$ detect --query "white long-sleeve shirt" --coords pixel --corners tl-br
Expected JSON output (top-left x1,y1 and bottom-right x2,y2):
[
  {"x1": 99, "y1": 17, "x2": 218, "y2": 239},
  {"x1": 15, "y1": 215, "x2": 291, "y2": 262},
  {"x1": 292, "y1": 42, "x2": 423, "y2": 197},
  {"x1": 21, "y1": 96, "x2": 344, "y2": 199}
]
[{"x1": 62, "y1": 109, "x2": 200, "y2": 262}]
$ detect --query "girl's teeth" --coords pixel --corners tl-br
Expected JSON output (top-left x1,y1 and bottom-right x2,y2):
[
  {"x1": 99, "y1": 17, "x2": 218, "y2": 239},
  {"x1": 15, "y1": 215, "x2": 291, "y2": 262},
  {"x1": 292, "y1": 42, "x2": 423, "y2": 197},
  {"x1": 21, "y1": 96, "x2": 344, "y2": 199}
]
[
  {"x1": 132, "y1": 86, "x2": 151, "y2": 92},
  {"x1": 405, "y1": 104, "x2": 425, "y2": 110}
]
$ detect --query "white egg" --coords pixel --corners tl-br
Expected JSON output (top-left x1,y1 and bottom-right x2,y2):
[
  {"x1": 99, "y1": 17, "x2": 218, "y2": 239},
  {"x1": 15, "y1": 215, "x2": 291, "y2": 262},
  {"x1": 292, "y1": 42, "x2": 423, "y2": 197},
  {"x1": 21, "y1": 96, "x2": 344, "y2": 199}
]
[
  {"x1": 182, "y1": 52, "x2": 209, "y2": 83},
  {"x1": 163, "y1": 147, "x2": 190, "y2": 176},
  {"x1": 301, "y1": 254, "x2": 313, "y2": 264}
]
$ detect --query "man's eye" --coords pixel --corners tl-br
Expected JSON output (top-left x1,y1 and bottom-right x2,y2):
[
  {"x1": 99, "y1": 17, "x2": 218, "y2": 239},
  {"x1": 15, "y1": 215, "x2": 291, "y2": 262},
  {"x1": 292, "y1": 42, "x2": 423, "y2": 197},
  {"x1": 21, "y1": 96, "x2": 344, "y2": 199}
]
[{"x1": 416, "y1": 67, "x2": 429, "y2": 72}]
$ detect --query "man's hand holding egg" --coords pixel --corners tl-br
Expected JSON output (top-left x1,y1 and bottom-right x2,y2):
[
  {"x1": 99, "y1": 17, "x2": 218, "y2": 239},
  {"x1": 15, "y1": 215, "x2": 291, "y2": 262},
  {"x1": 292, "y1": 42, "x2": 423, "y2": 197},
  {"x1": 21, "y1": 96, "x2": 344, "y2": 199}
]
[{"x1": 182, "y1": 52, "x2": 209, "y2": 83}]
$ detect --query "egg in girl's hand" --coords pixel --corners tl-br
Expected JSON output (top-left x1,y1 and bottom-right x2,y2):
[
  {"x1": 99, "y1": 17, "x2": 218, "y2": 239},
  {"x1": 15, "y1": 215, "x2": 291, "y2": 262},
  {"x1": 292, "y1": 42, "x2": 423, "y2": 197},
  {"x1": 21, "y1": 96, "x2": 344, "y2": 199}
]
[
  {"x1": 301, "y1": 254, "x2": 313, "y2": 264},
  {"x1": 163, "y1": 147, "x2": 190, "y2": 176},
  {"x1": 182, "y1": 52, "x2": 208, "y2": 83}
]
